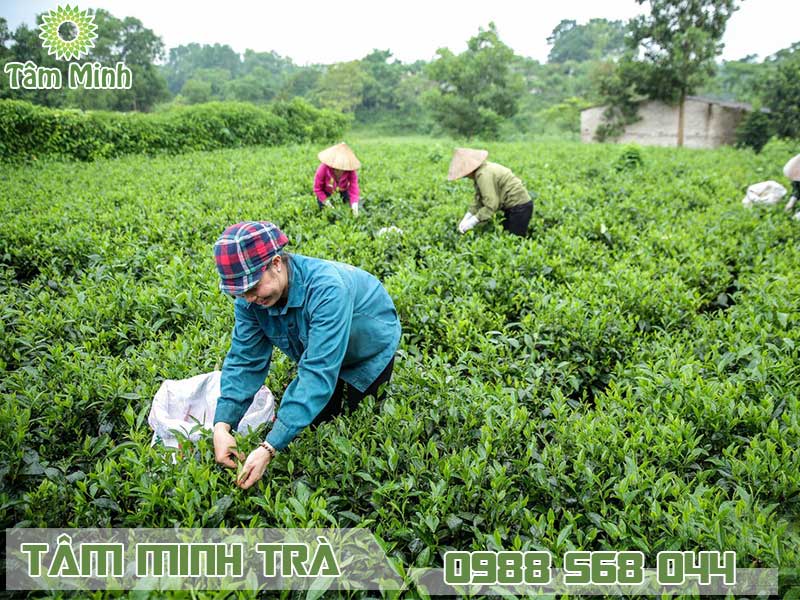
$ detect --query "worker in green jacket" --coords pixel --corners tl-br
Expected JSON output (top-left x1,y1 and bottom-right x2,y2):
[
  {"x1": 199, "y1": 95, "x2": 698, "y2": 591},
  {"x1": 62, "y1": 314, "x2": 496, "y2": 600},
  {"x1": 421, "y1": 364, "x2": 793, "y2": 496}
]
[{"x1": 448, "y1": 147, "x2": 533, "y2": 237}]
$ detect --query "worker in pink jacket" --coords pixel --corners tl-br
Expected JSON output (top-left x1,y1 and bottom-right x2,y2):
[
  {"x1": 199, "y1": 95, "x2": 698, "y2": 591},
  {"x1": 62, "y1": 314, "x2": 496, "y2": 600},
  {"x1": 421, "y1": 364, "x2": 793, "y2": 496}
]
[{"x1": 314, "y1": 142, "x2": 361, "y2": 216}]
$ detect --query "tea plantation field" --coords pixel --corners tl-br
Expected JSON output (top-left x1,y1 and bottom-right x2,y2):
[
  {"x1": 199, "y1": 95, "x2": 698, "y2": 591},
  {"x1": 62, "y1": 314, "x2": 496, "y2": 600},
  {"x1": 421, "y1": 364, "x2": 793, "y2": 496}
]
[{"x1": 1, "y1": 138, "x2": 799, "y2": 595}]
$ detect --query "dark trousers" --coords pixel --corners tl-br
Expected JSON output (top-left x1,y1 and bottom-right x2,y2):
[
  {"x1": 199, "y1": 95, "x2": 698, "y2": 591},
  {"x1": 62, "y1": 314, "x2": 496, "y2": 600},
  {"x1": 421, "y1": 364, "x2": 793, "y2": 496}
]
[
  {"x1": 311, "y1": 357, "x2": 395, "y2": 427},
  {"x1": 318, "y1": 190, "x2": 350, "y2": 208},
  {"x1": 501, "y1": 201, "x2": 533, "y2": 237}
]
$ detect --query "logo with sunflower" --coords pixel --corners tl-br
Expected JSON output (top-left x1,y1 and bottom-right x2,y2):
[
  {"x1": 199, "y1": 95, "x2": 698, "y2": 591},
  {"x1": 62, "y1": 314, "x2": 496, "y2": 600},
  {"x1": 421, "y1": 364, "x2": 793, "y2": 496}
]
[{"x1": 38, "y1": 5, "x2": 98, "y2": 61}]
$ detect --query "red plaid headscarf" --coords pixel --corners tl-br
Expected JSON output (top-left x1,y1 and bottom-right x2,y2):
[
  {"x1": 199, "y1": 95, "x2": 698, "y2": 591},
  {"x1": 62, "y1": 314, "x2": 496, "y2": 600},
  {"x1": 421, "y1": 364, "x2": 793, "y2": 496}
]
[{"x1": 213, "y1": 221, "x2": 289, "y2": 295}]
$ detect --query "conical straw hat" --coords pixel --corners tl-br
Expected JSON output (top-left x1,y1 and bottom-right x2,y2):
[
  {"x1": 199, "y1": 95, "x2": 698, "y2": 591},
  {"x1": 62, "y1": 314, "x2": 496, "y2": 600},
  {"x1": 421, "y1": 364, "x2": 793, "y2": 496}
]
[
  {"x1": 447, "y1": 148, "x2": 488, "y2": 180},
  {"x1": 318, "y1": 142, "x2": 361, "y2": 170},
  {"x1": 784, "y1": 154, "x2": 800, "y2": 180}
]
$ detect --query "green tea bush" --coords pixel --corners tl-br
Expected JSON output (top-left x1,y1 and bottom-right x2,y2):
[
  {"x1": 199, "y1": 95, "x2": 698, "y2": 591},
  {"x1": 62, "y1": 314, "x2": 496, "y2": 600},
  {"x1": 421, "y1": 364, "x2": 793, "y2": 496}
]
[
  {"x1": 735, "y1": 110, "x2": 774, "y2": 153},
  {"x1": 614, "y1": 144, "x2": 644, "y2": 171},
  {"x1": 0, "y1": 98, "x2": 350, "y2": 162},
  {"x1": 0, "y1": 139, "x2": 798, "y2": 595}
]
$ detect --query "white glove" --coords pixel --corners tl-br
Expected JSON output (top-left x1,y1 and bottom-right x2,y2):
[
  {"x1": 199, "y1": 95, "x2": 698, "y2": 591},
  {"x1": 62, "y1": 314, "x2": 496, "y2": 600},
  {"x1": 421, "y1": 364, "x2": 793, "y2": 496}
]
[
  {"x1": 351, "y1": 202, "x2": 359, "y2": 217},
  {"x1": 457, "y1": 212, "x2": 472, "y2": 232},
  {"x1": 322, "y1": 199, "x2": 334, "y2": 209},
  {"x1": 458, "y1": 212, "x2": 479, "y2": 234}
]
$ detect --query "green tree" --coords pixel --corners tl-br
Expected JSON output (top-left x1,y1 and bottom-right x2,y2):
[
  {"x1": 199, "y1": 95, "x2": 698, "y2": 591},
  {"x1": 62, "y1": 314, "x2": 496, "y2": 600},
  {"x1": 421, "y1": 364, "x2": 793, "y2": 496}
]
[
  {"x1": 735, "y1": 109, "x2": 773, "y2": 152},
  {"x1": 627, "y1": 0, "x2": 738, "y2": 146},
  {"x1": 506, "y1": 55, "x2": 601, "y2": 137},
  {"x1": 57, "y1": 10, "x2": 168, "y2": 111},
  {"x1": 760, "y1": 46, "x2": 800, "y2": 139},
  {"x1": 180, "y1": 79, "x2": 212, "y2": 104},
  {"x1": 224, "y1": 67, "x2": 279, "y2": 103},
  {"x1": 0, "y1": 21, "x2": 66, "y2": 106},
  {"x1": 0, "y1": 18, "x2": 11, "y2": 62},
  {"x1": 192, "y1": 68, "x2": 231, "y2": 97},
  {"x1": 538, "y1": 96, "x2": 593, "y2": 132},
  {"x1": 311, "y1": 61, "x2": 368, "y2": 113},
  {"x1": 238, "y1": 49, "x2": 295, "y2": 101},
  {"x1": 241, "y1": 49, "x2": 294, "y2": 78},
  {"x1": 424, "y1": 22, "x2": 524, "y2": 138},
  {"x1": 1, "y1": 9, "x2": 168, "y2": 111},
  {"x1": 591, "y1": 59, "x2": 648, "y2": 141},
  {"x1": 277, "y1": 68, "x2": 322, "y2": 100},
  {"x1": 163, "y1": 43, "x2": 241, "y2": 94},
  {"x1": 547, "y1": 18, "x2": 626, "y2": 64},
  {"x1": 359, "y1": 49, "x2": 402, "y2": 111},
  {"x1": 768, "y1": 41, "x2": 800, "y2": 63},
  {"x1": 699, "y1": 55, "x2": 765, "y2": 104},
  {"x1": 396, "y1": 67, "x2": 432, "y2": 114}
]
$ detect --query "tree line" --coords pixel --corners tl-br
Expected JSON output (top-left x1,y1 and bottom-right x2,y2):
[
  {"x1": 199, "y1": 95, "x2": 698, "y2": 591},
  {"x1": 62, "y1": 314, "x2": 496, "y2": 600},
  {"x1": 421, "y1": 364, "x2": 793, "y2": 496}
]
[{"x1": 0, "y1": 3, "x2": 797, "y2": 144}]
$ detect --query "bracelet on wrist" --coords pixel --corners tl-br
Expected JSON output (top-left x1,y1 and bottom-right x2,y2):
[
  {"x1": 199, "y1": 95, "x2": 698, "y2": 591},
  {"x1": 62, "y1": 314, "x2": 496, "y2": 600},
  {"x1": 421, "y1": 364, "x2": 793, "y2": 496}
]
[{"x1": 259, "y1": 442, "x2": 276, "y2": 460}]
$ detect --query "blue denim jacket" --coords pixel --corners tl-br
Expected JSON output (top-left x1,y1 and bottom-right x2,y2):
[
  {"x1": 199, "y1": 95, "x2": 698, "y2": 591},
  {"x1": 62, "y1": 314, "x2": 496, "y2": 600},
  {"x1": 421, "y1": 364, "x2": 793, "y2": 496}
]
[{"x1": 214, "y1": 254, "x2": 401, "y2": 450}]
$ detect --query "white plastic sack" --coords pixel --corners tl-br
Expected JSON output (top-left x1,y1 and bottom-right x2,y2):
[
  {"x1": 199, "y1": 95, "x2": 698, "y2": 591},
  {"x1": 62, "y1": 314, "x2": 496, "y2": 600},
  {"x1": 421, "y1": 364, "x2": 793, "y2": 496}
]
[
  {"x1": 148, "y1": 371, "x2": 274, "y2": 448},
  {"x1": 376, "y1": 225, "x2": 403, "y2": 236},
  {"x1": 742, "y1": 180, "x2": 787, "y2": 207}
]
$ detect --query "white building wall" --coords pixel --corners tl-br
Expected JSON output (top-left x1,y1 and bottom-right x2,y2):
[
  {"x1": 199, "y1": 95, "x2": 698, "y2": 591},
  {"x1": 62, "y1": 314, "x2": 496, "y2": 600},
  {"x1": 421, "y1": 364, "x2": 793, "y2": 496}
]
[{"x1": 581, "y1": 99, "x2": 748, "y2": 148}]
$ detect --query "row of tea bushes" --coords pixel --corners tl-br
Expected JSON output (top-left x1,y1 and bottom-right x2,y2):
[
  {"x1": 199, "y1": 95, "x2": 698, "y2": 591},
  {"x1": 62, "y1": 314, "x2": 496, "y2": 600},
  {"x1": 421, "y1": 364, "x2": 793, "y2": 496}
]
[
  {"x1": 0, "y1": 98, "x2": 349, "y2": 162},
  {"x1": 1, "y1": 139, "x2": 797, "y2": 595}
]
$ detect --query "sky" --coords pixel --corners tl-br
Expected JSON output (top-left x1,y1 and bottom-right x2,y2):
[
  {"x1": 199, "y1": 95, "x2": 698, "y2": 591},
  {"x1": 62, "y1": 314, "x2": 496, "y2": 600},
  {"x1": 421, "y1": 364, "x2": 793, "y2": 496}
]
[{"x1": 1, "y1": 0, "x2": 796, "y2": 65}]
